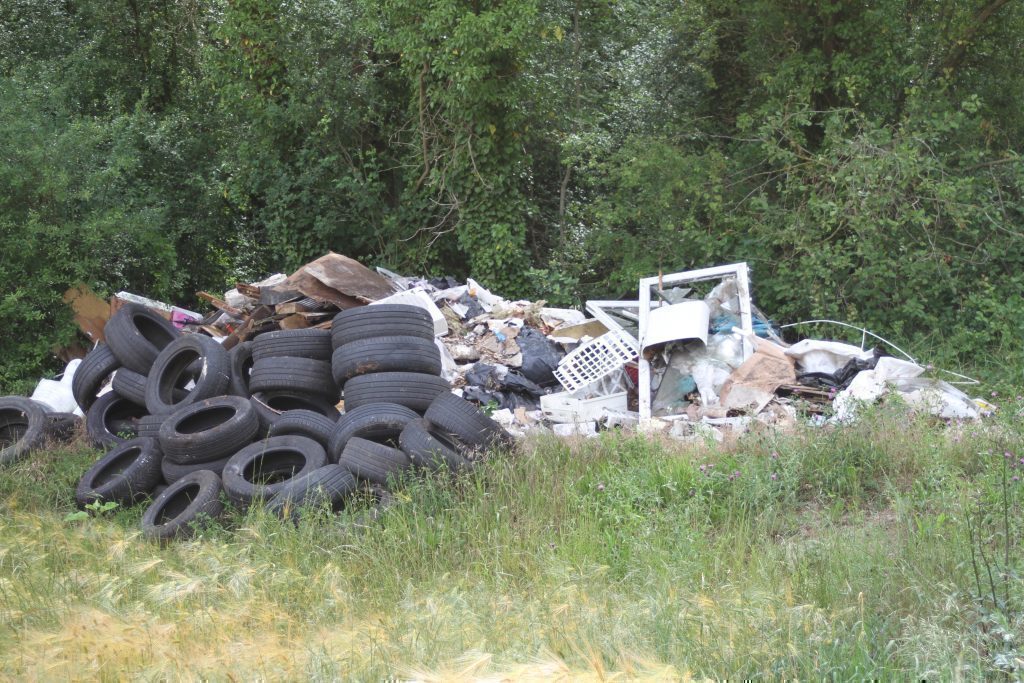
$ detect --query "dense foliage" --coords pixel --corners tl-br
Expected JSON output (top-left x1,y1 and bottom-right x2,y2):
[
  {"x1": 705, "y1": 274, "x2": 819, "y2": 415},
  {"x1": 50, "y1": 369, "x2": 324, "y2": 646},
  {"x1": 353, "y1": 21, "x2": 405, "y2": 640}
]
[{"x1": 1, "y1": 0, "x2": 1022, "y2": 389}]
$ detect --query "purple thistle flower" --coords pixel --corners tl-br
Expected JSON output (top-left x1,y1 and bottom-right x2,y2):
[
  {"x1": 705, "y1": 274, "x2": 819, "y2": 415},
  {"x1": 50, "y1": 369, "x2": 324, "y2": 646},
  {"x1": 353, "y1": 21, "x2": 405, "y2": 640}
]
[{"x1": 771, "y1": 472, "x2": 778, "y2": 480}]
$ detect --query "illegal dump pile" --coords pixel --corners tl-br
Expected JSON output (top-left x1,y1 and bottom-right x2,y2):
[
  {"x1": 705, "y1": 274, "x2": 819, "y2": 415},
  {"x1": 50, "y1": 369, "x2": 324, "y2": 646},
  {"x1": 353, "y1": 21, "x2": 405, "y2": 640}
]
[{"x1": 0, "y1": 254, "x2": 992, "y2": 539}]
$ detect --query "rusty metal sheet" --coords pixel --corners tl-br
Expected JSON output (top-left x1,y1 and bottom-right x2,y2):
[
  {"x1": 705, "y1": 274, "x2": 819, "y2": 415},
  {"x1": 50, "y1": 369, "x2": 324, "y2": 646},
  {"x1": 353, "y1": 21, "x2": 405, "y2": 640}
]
[{"x1": 299, "y1": 252, "x2": 395, "y2": 302}]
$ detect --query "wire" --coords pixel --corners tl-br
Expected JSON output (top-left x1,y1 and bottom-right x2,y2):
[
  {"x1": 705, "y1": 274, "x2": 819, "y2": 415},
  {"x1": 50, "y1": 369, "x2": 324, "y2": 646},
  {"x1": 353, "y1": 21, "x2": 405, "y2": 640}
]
[{"x1": 779, "y1": 319, "x2": 980, "y2": 385}]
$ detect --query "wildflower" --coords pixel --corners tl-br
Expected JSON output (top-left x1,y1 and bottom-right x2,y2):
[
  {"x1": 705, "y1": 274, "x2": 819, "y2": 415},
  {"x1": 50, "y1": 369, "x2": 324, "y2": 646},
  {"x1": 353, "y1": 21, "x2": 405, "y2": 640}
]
[
  {"x1": 1013, "y1": 476, "x2": 1020, "y2": 483},
  {"x1": 699, "y1": 464, "x2": 707, "y2": 473},
  {"x1": 597, "y1": 483, "x2": 605, "y2": 492},
  {"x1": 991, "y1": 391, "x2": 998, "y2": 398},
  {"x1": 770, "y1": 451, "x2": 779, "y2": 460},
  {"x1": 771, "y1": 472, "x2": 778, "y2": 481}
]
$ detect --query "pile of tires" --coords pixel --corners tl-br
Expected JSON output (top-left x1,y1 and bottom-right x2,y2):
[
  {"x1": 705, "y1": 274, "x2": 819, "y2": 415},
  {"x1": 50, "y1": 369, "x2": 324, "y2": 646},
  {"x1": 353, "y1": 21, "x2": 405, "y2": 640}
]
[{"x1": 70, "y1": 303, "x2": 511, "y2": 541}]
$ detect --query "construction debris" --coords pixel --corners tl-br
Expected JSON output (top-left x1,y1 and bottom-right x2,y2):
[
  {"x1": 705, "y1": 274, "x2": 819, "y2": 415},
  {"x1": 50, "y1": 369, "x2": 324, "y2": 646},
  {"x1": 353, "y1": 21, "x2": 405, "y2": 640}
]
[{"x1": 26, "y1": 254, "x2": 995, "y2": 453}]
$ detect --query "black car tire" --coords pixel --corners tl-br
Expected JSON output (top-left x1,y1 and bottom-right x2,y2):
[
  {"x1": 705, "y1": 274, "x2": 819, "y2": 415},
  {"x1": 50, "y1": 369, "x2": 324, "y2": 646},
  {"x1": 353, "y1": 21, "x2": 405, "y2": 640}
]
[
  {"x1": 326, "y1": 402, "x2": 418, "y2": 462},
  {"x1": 342, "y1": 372, "x2": 449, "y2": 414},
  {"x1": 75, "y1": 437, "x2": 163, "y2": 507},
  {"x1": 145, "y1": 334, "x2": 230, "y2": 416},
  {"x1": 158, "y1": 395, "x2": 260, "y2": 465},
  {"x1": 221, "y1": 435, "x2": 329, "y2": 507},
  {"x1": 105, "y1": 303, "x2": 181, "y2": 374},
  {"x1": 141, "y1": 470, "x2": 224, "y2": 541}
]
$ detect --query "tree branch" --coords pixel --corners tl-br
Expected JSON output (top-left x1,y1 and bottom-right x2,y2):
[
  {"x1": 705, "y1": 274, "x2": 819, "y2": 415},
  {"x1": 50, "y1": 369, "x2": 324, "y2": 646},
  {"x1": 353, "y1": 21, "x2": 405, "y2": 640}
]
[{"x1": 939, "y1": 0, "x2": 1014, "y2": 76}]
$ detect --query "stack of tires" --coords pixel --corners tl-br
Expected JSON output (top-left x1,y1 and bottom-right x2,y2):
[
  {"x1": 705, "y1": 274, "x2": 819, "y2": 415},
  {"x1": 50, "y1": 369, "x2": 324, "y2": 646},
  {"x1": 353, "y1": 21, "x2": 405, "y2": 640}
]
[
  {"x1": 247, "y1": 328, "x2": 340, "y2": 428},
  {"x1": 329, "y1": 304, "x2": 449, "y2": 485},
  {"x1": 71, "y1": 302, "x2": 511, "y2": 542},
  {"x1": 72, "y1": 303, "x2": 181, "y2": 449}
]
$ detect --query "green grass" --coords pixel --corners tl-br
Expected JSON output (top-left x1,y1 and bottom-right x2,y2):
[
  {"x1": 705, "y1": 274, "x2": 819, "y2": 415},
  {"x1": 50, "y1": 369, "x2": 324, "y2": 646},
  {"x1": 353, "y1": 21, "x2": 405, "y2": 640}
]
[{"x1": 1, "y1": 404, "x2": 1022, "y2": 680}]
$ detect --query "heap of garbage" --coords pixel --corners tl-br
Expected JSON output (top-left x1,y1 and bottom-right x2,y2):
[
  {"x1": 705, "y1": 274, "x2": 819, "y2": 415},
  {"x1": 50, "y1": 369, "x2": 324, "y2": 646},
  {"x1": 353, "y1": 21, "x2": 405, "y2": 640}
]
[{"x1": 17, "y1": 253, "x2": 993, "y2": 450}]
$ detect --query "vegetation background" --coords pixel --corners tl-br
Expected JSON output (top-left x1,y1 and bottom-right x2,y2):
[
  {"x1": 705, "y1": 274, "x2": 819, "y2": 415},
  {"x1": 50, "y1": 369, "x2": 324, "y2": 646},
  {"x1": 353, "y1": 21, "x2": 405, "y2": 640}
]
[{"x1": 1, "y1": 0, "x2": 1022, "y2": 388}]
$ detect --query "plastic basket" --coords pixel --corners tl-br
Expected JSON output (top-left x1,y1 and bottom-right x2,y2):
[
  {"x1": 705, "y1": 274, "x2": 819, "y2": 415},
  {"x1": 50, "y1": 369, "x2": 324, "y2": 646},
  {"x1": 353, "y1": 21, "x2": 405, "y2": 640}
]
[{"x1": 554, "y1": 330, "x2": 639, "y2": 393}]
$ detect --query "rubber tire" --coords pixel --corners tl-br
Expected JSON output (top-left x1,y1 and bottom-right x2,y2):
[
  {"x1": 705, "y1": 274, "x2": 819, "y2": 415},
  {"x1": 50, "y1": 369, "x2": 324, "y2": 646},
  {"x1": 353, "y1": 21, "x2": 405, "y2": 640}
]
[
  {"x1": 425, "y1": 391, "x2": 512, "y2": 451},
  {"x1": 399, "y1": 418, "x2": 471, "y2": 472},
  {"x1": 265, "y1": 464, "x2": 358, "y2": 520},
  {"x1": 115, "y1": 369, "x2": 188, "y2": 407},
  {"x1": 250, "y1": 392, "x2": 341, "y2": 431},
  {"x1": 267, "y1": 410, "x2": 337, "y2": 447},
  {"x1": 44, "y1": 412, "x2": 81, "y2": 442},
  {"x1": 221, "y1": 435, "x2": 329, "y2": 507},
  {"x1": 141, "y1": 469, "x2": 224, "y2": 541},
  {"x1": 0, "y1": 397, "x2": 48, "y2": 465},
  {"x1": 85, "y1": 392, "x2": 147, "y2": 449},
  {"x1": 145, "y1": 334, "x2": 231, "y2": 416},
  {"x1": 136, "y1": 414, "x2": 165, "y2": 440},
  {"x1": 331, "y1": 336, "x2": 442, "y2": 386},
  {"x1": 342, "y1": 372, "x2": 450, "y2": 413},
  {"x1": 227, "y1": 341, "x2": 254, "y2": 397},
  {"x1": 343, "y1": 485, "x2": 398, "y2": 531},
  {"x1": 327, "y1": 403, "x2": 418, "y2": 462},
  {"x1": 111, "y1": 368, "x2": 148, "y2": 406},
  {"x1": 331, "y1": 304, "x2": 434, "y2": 349},
  {"x1": 249, "y1": 357, "x2": 337, "y2": 399},
  {"x1": 72, "y1": 344, "x2": 121, "y2": 411},
  {"x1": 75, "y1": 437, "x2": 163, "y2": 507},
  {"x1": 161, "y1": 453, "x2": 231, "y2": 484},
  {"x1": 105, "y1": 303, "x2": 181, "y2": 374},
  {"x1": 337, "y1": 437, "x2": 411, "y2": 486},
  {"x1": 252, "y1": 329, "x2": 332, "y2": 362},
  {"x1": 158, "y1": 395, "x2": 260, "y2": 465}
]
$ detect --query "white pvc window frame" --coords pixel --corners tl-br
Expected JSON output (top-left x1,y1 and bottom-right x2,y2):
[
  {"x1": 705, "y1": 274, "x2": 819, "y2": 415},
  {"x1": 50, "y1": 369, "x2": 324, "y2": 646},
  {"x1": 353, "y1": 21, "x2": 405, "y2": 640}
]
[
  {"x1": 638, "y1": 263, "x2": 754, "y2": 422},
  {"x1": 584, "y1": 300, "x2": 641, "y2": 346}
]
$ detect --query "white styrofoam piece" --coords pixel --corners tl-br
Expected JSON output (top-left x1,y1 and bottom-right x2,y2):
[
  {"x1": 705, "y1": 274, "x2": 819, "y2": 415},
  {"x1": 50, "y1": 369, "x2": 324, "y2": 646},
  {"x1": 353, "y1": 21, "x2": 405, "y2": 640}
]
[
  {"x1": 553, "y1": 421, "x2": 598, "y2": 438},
  {"x1": 369, "y1": 287, "x2": 448, "y2": 337},
  {"x1": 540, "y1": 390, "x2": 628, "y2": 423}
]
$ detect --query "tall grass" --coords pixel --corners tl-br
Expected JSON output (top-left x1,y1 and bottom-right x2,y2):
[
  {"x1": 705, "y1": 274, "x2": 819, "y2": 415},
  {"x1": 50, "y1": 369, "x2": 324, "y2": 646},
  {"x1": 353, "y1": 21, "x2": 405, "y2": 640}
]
[{"x1": 0, "y1": 404, "x2": 1021, "y2": 680}]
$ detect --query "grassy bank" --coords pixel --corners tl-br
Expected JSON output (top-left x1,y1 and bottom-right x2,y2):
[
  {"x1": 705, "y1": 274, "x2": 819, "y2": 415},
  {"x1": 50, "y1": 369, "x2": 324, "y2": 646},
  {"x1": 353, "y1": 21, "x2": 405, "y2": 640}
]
[{"x1": 1, "y1": 405, "x2": 1022, "y2": 680}]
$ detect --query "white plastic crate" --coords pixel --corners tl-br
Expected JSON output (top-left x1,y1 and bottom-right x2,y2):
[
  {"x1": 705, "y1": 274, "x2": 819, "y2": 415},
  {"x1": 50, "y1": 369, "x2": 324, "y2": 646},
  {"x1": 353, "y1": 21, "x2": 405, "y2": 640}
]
[{"x1": 554, "y1": 329, "x2": 638, "y2": 393}]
